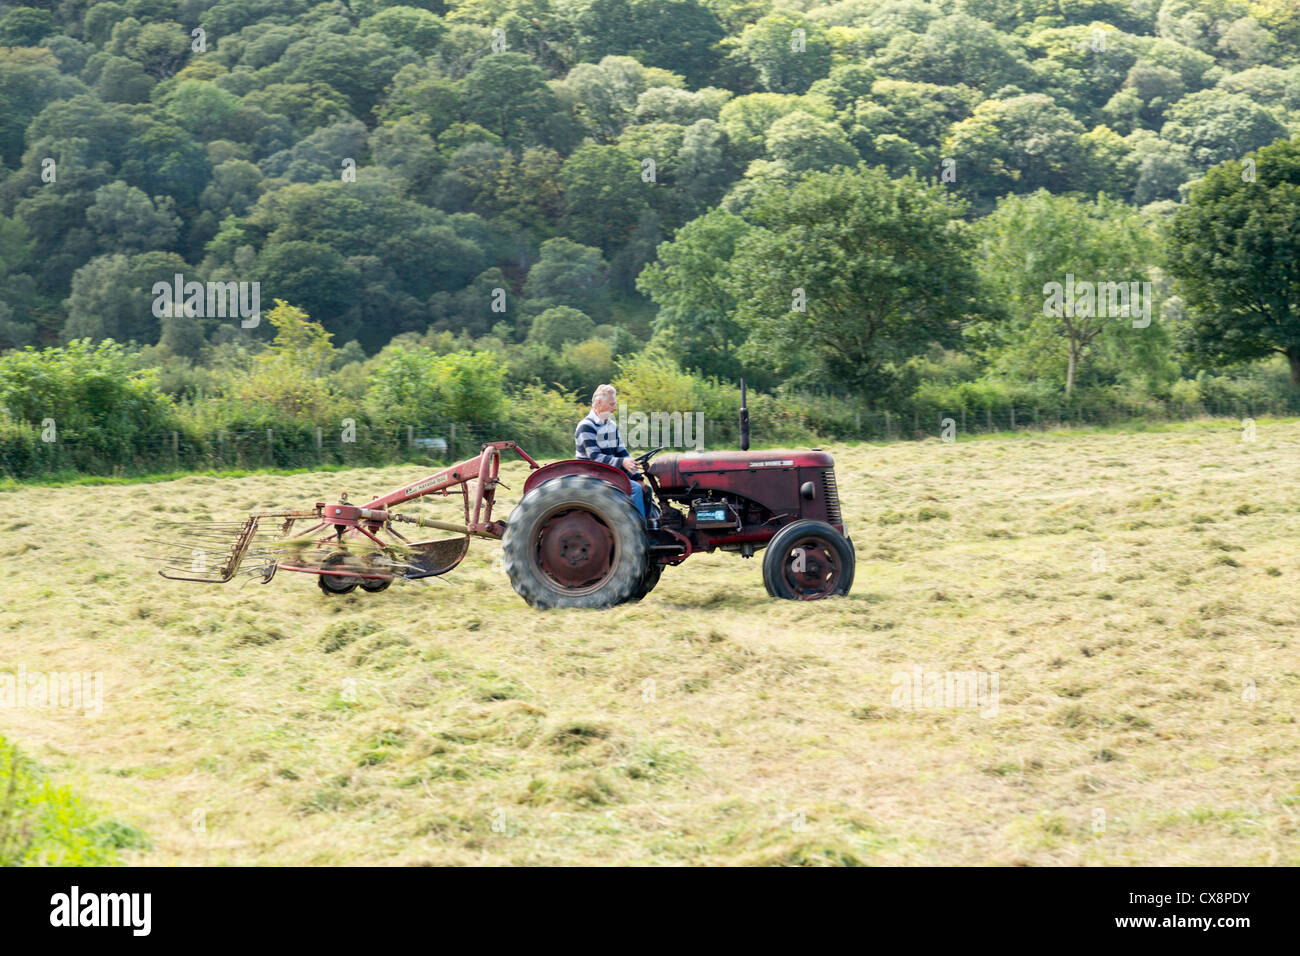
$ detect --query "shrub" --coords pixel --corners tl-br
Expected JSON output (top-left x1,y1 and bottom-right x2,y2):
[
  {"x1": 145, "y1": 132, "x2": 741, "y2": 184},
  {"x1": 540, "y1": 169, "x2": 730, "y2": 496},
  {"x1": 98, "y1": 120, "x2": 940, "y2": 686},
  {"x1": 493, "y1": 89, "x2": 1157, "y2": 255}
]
[
  {"x1": 0, "y1": 736, "x2": 146, "y2": 865},
  {"x1": 505, "y1": 384, "x2": 584, "y2": 457},
  {"x1": 368, "y1": 345, "x2": 507, "y2": 428},
  {"x1": 0, "y1": 339, "x2": 175, "y2": 470}
]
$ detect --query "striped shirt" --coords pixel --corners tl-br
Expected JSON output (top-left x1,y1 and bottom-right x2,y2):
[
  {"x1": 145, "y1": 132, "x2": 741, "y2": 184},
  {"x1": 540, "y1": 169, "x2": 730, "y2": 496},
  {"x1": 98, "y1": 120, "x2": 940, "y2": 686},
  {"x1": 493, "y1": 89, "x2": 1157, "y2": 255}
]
[{"x1": 575, "y1": 411, "x2": 627, "y2": 467}]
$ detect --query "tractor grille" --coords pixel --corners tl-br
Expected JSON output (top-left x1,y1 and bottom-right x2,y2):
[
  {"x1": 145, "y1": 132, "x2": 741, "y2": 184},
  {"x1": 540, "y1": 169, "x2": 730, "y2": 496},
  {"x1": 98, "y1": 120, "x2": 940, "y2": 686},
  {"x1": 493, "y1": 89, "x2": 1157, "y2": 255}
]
[{"x1": 821, "y1": 469, "x2": 842, "y2": 525}]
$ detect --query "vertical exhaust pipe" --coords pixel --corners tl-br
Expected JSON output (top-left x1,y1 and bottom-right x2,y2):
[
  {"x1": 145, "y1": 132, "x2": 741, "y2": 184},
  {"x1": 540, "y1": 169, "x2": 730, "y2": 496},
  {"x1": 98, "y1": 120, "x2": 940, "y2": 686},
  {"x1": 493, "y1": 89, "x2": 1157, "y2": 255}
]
[{"x1": 739, "y1": 378, "x2": 750, "y2": 451}]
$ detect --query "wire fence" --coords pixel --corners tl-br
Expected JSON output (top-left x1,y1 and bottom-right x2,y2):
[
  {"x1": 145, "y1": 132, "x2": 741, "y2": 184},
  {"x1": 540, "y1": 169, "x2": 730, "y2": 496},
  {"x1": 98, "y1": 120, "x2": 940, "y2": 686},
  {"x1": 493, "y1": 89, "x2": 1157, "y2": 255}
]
[
  {"x1": 0, "y1": 422, "x2": 564, "y2": 481},
  {"x1": 816, "y1": 397, "x2": 1299, "y2": 442},
  {"x1": 0, "y1": 399, "x2": 1295, "y2": 481}
]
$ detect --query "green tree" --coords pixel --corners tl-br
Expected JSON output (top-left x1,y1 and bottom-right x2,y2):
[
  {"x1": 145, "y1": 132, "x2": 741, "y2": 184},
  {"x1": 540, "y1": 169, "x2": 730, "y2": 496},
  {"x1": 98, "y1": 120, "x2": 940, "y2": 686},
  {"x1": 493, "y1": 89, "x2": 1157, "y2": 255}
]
[
  {"x1": 106, "y1": 19, "x2": 190, "y2": 79},
  {"x1": 523, "y1": 237, "x2": 609, "y2": 318},
  {"x1": 199, "y1": 160, "x2": 263, "y2": 219},
  {"x1": 0, "y1": 48, "x2": 86, "y2": 169},
  {"x1": 871, "y1": 14, "x2": 1029, "y2": 93},
  {"x1": 977, "y1": 190, "x2": 1166, "y2": 395},
  {"x1": 1251, "y1": 0, "x2": 1300, "y2": 45},
  {"x1": 555, "y1": 56, "x2": 677, "y2": 144},
  {"x1": 0, "y1": 9, "x2": 56, "y2": 46},
  {"x1": 731, "y1": 11, "x2": 832, "y2": 94},
  {"x1": 88, "y1": 55, "x2": 155, "y2": 103},
  {"x1": 221, "y1": 300, "x2": 338, "y2": 420},
  {"x1": 558, "y1": 144, "x2": 649, "y2": 255},
  {"x1": 943, "y1": 94, "x2": 1090, "y2": 211},
  {"x1": 275, "y1": 32, "x2": 419, "y2": 118},
  {"x1": 119, "y1": 120, "x2": 211, "y2": 208},
  {"x1": 1168, "y1": 136, "x2": 1300, "y2": 383},
  {"x1": 84, "y1": 181, "x2": 180, "y2": 252},
  {"x1": 459, "y1": 52, "x2": 564, "y2": 149},
  {"x1": 716, "y1": 92, "x2": 825, "y2": 165},
  {"x1": 156, "y1": 80, "x2": 242, "y2": 139},
  {"x1": 374, "y1": 66, "x2": 459, "y2": 136},
  {"x1": 1159, "y1": 89, "x2": 1288, "y2": 169},
  {"x1": 728, "y1": 165, "x2": 984, "y2": 397},
  {"x1": 636, "y1": 206, "x2": 751, "y2": 380},
  {"x1": 62, "y1": 251, "x2": 188, "y2": 345},
  {"x1": 561, "y1": 0, "x2": 724, "y2": 87},
  {"x1": 528, "y1": 306, "x2": 596, "y2": 350},
  {"x1": 764, "y1": 111, "x2": 857, "y2": 173},
  {"x1": 250, "y1": 241, "x2": 362, "y2": 342},
  {"x1": 0, "y1": 214, "x2": 36, "y2": 347},
  {"x1": 242, "y1": 83, "x2": 351, "y2": 139},
  {"x1": 360, "y1": 7, "x2": 448, "y2": 55}
]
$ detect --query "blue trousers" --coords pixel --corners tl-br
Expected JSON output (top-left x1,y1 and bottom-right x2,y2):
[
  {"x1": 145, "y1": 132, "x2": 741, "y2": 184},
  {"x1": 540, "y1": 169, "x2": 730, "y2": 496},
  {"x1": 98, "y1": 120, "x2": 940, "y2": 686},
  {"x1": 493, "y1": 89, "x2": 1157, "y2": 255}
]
[{"x1": 629, "y1": 480, "x2": 647, "y2": 519}]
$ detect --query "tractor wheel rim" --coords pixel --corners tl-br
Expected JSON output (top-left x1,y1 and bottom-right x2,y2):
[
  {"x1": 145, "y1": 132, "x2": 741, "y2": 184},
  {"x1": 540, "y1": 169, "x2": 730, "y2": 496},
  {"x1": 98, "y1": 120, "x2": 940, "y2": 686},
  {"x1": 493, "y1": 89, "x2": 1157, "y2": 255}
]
[
  {"x1": 781, "y1": 536, "x2": 842, "y2": 599},
  {"x1": 535, "y1": 508, "x2": 617, "y2": 593}
]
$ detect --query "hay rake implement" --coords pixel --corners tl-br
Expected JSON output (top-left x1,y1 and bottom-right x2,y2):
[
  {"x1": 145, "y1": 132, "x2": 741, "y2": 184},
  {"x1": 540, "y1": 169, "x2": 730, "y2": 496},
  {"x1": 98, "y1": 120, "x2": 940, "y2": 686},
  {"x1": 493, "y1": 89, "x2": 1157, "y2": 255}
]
[{"x1": 153, "y1": 441, "x2": 539, "y2": 594}]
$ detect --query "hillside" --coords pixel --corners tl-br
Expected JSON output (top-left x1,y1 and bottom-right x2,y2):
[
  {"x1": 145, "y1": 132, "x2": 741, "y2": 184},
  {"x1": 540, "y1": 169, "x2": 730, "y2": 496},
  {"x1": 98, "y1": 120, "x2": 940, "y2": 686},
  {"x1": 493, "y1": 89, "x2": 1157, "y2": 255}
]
[{"x1": 0, "y1": 2, "x2": 1293, "y2": 359}]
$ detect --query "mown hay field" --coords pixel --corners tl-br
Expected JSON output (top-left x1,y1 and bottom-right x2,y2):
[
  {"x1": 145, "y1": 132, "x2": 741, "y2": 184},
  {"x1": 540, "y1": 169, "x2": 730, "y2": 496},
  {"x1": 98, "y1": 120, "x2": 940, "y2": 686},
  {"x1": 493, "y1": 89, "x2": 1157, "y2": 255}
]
[{"x1": 1, "y1": 418, "x2": 1297, "y2": 865}]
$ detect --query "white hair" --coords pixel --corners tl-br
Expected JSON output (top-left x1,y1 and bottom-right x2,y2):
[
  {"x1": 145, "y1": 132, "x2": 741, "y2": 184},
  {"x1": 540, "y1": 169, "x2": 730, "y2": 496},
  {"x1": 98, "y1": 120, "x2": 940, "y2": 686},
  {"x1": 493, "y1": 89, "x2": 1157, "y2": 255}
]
[{"x1": 592, "y1": 384, "x2": 616, "y2": 406}]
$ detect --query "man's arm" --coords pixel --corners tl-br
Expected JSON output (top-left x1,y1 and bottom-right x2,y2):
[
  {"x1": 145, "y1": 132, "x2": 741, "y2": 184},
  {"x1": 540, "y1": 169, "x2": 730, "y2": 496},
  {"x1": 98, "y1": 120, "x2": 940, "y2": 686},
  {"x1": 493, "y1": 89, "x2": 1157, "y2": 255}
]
[{"x1": 609, "y1": 428, "x2": 638, "y2": 474}]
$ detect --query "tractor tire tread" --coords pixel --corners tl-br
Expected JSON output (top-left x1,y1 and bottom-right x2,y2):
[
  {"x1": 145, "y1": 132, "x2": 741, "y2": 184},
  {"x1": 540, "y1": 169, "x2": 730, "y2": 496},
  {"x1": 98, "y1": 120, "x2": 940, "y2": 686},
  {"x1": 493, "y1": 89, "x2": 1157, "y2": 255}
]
[{"x1": 502, "y1": 475, "x2": 648, "y2": 610}]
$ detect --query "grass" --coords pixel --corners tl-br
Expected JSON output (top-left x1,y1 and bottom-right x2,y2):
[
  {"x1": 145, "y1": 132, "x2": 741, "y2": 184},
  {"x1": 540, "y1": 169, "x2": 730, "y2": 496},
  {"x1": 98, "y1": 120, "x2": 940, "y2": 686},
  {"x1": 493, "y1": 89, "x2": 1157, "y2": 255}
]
[
  {"x1": 0, "y1": 416, "x2": 1296, "y2": 864},
  {"x1": 0, "y1": 736, "x2": 148, "y2": 865}
]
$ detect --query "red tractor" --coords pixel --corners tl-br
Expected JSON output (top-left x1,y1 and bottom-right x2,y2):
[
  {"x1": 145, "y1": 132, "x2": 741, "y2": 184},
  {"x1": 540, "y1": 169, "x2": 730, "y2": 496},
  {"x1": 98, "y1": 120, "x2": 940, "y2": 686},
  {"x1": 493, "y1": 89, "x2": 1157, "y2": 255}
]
[
  {"x1": 502, "y1": 383, "x2": 854, "y2": 607},
  {"x1": 157, "y1": 384, "x2": 854, "y2": 606}
]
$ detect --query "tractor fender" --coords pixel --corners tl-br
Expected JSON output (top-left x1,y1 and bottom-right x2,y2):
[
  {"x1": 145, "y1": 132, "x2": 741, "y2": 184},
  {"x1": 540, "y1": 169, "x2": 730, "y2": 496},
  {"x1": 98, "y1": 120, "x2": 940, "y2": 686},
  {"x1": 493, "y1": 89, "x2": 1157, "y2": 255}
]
[{"x1": 522, "y1": 459, "x2": 632, "y2": 497}]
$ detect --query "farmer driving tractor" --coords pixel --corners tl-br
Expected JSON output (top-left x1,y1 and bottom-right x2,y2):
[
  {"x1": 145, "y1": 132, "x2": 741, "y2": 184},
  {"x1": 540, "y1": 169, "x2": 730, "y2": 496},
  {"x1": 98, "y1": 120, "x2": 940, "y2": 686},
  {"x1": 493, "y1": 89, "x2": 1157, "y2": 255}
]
[{"x1": 574, "y1": 384, "x2": 648, "y2": 520}]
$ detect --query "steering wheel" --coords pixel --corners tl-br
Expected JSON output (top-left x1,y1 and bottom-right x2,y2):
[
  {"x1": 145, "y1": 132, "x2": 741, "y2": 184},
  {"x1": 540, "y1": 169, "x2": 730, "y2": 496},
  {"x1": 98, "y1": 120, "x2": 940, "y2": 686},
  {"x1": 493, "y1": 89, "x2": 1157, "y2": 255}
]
[{"x1": 634, "y1": 446, "x2": 668, "y2": 472}]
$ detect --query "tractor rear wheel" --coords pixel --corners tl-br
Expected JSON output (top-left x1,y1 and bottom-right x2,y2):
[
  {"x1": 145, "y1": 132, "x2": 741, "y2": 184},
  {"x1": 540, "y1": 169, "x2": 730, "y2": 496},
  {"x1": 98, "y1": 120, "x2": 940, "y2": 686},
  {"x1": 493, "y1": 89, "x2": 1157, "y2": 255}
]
[
  {"x1": 762, "y1": 520, "x2": 854, "y2": 600},
  {"x1": 626, "y1": 560, "x2": 663, "y2": 603},
  {"x1": 503, "y1": 475, "x2": 647, "y2": 609}
]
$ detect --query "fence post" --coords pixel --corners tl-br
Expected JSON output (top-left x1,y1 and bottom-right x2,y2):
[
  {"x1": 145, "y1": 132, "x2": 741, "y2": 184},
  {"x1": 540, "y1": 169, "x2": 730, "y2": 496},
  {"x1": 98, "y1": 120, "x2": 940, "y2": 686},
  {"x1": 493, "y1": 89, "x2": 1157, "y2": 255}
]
[
  {"x1": 315, "y1": 426, "x2": 323, "y2": 457},
  {"x1": 449, "y1": 422, "x2": 456, "y2": 458},
  {"x1": 986, "y1": 408, "x2": 992, "y2": 431},
  {"x1": 172, "y1": 430, "x2": 179, "y2": 459},
  {"x1": 883, "y1": 411, "x2": 891, "y2": 438},
  {"x1": 912, "y1": 409, "x2": 919, "y2": 436},
  {"x1": 267, "y1": 428, "x2": 273, "y2": 464},
  {"x1": 960, "y1": 407, "x2": 966, "y2": 433},
  {"x1": 1010, "y1": 407, "x2": 1016, "y2": 429},
  {"x1": 218, "y1": 429, "x2": 225, "y2": 462},
  {"x1": 407, "y1": 424, "x2": 414, "y2": 449}
]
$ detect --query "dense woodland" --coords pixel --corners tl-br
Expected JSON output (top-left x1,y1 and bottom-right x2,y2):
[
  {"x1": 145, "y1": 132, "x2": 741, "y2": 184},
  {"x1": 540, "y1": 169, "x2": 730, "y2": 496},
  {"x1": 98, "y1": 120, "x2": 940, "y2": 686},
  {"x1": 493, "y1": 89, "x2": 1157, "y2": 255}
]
[{"x1": 1, "y1": 0, "x2": 1300, "y2": 473}]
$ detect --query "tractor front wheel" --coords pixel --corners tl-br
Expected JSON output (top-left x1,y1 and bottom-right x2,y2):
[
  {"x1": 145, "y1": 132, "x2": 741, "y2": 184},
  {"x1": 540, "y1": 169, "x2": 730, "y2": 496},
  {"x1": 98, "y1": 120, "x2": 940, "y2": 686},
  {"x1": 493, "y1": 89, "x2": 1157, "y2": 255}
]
[
  {"x1": 762, "y1": 520, "x2": 854, "y2": 600},
  {"x1": 503, "y1": 475, "x2": 648, "y2": 609}
]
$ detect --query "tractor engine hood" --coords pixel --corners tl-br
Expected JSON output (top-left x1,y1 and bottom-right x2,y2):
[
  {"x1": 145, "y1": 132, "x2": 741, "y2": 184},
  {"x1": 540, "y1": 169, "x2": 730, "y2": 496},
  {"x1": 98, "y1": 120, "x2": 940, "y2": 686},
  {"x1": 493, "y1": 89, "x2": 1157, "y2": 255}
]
[{"x1": 649, "y1": 449, "x2": 834, "y2": 490}]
